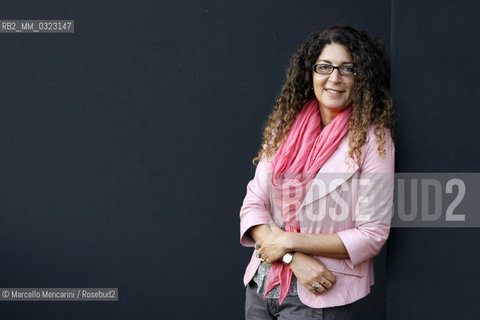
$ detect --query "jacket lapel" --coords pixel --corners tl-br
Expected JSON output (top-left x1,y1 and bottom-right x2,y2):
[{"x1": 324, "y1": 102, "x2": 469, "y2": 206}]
[{"x1": 301, "y1": 135, "x2": 359, "y2": 207}]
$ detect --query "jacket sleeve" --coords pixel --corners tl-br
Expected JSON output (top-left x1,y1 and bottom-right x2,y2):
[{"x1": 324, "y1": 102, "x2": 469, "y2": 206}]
[
  {"x1": 337, "y1": 128, "x2": 395, "y2": 268},
  {"x1": 239, "y1": 156, "x2": 273, "y2": 247}
]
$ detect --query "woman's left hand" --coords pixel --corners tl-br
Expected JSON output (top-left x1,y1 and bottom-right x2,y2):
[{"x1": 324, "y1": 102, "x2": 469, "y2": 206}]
[{"x1": 255, "y1": 222, "x2": 293, "y2": 264}]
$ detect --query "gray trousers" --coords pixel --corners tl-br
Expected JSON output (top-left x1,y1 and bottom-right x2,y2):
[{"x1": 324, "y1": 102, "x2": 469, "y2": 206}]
[{"x1": 245, "y1": 281, "x2": 353, "y2": 320}]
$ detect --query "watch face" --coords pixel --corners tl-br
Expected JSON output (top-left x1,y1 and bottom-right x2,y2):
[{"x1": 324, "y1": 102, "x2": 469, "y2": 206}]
[{"x1": 283, "y1": 253, "x2": 293, "y2": 264}]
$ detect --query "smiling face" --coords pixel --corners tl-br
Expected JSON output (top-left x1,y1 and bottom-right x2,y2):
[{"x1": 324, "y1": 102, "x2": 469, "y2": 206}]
[{"x1": 313, "y1": 43, "x2": 355, "y2": 119}]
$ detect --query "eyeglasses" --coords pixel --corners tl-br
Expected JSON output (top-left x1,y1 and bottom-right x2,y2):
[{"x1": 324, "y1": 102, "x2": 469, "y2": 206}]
[{"x1": 312, "y1": 63, "x2": 356, "y2": 76}]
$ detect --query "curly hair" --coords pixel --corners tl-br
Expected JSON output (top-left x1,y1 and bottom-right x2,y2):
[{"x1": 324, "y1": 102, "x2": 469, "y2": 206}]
[{"x1": 253, "y1": 26, "x2": 394, "y2": 164}]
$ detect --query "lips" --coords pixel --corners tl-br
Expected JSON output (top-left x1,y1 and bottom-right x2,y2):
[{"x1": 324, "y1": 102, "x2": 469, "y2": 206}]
[{"x1": 325, "y1": 88, "x2": 345, "y2": 94}]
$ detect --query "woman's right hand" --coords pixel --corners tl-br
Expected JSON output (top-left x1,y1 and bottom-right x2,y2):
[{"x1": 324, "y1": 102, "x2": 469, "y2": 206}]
[{"x1": 288, "y1": 252, "x2": 336, "y2": 295}]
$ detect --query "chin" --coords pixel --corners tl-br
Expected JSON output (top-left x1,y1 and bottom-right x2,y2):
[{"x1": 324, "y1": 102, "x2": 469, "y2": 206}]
[{"x1": 324, "y1": 104, "x2": 348, "y2": 110}]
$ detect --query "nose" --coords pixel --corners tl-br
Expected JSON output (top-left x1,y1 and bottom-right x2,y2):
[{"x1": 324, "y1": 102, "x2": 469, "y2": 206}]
[{"x1": 328, "y1": 68, "x2": 342, "y2": 82}]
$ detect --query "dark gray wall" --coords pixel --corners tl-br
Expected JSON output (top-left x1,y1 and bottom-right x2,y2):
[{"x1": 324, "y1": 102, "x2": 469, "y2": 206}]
[
  {"x1": 388, "y1": 1, "x2": 480, "y2": 319},
  {"x1": 0, "y1": 1, "x2": 478, "y2": 319},
  {"x1": 0, "y1": 1, "x2": 390, "y2": 319}
]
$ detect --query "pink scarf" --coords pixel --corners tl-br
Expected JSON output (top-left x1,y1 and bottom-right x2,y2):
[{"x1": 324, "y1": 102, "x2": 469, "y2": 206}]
[{"x1": 265, "y1": 98, "x2": 351, "y2": 304}]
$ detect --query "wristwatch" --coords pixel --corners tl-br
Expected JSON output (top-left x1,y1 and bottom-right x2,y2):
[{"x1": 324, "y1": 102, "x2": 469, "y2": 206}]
[{"x1": 282, "y1": 252, "x2": 294, "y2": 265}]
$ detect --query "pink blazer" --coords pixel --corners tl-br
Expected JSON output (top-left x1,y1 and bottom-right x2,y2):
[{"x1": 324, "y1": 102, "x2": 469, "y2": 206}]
[{"x1": 239, "y1": 126, "x2": 395, "y2": 308}]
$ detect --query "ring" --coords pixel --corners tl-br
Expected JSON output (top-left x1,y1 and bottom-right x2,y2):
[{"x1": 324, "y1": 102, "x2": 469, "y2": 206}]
[
  {"x1": 255, "y1": 241, "x2": 261, "y2": 249},
  {"x1": 322, "y1": 281, "x2": 328, "y2": 285},
  {"x1": 256, "y1": 252, "x2": 262, "y2": 259},
  {"x1": 260, "y1": 258, "x2": 265, "y2": 262},
  {"x1": 312, "y1": 283, "x2": 321, "y2": 291}
]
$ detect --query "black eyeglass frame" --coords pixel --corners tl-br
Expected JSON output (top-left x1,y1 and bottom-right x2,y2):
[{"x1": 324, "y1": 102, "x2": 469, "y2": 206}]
[{"x1": 312, "y1": 63, "x2": 357, "y2": 76}]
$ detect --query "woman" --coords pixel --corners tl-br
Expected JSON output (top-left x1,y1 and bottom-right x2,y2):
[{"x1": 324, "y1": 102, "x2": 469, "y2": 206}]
[{"x1": 239, "y1": 26, "x2": 395, "y2": 319}]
